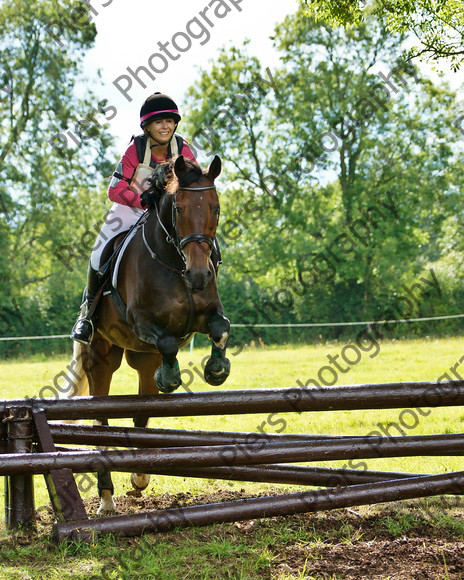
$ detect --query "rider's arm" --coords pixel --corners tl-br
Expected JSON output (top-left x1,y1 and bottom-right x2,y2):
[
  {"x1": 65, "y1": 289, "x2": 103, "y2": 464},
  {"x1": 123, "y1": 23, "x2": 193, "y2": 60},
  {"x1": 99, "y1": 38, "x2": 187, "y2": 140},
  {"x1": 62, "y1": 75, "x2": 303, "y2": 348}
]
[
  {"x1": 108, "y1": 139, "x2": 199, "y2": 209},
  {"x1": 108, "y1": 142, "x2": 144, "y2": 209}
]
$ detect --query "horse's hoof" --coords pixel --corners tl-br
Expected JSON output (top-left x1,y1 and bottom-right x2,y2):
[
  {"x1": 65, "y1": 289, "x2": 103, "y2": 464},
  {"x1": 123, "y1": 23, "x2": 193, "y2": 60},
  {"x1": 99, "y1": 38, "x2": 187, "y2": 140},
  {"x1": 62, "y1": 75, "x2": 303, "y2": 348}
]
[
  {"x1": 154, "y1": 366, "x2": 182, "y2": 393},
  {"x1": 130, "y1": 473, "x2": 150, "y2": 491},
  {"x1": 204, "y1": 356, "x2": 231, "y2": 386},
  {"x1": 97, "y1": 490, "x2": 116, "y2": 515}
]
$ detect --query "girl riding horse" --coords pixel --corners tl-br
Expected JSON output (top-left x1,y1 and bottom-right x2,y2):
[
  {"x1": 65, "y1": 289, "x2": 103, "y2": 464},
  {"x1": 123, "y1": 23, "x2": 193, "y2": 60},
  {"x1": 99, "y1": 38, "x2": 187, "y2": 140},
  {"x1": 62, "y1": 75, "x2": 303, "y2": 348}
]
[
  {"x1": 71, "y1": 92, "x2": 219, "y2": 344},
  {"x1": 65, "y1": 109, "x2": 231, "y2": 511}
]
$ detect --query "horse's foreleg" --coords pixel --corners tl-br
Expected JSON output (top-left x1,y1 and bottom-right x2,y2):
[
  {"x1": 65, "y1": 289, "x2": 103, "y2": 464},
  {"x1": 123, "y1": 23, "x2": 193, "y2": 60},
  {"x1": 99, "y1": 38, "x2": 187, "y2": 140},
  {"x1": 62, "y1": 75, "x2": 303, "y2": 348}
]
[
  {"x1": 204, "y1": 310, "x2": 231, "y2": 386},
  {"x1": 129, "y1": 310, "x2": 182, "y2": 393}
]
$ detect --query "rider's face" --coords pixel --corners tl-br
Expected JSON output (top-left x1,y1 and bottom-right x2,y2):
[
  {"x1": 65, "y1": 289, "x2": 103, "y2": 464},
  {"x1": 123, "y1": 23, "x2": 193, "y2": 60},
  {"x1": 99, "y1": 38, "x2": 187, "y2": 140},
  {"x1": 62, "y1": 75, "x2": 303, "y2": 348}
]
[{"x1": 146, "y1": 118, "x2": 175, "y2": 144}]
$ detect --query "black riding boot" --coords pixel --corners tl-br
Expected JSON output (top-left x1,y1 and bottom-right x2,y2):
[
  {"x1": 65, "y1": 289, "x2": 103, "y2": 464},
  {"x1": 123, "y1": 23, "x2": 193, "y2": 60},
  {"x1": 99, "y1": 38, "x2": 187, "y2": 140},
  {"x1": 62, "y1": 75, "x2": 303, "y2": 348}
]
[{"x1": 70, "y1": 264, "x2": 101, "y2": 345}]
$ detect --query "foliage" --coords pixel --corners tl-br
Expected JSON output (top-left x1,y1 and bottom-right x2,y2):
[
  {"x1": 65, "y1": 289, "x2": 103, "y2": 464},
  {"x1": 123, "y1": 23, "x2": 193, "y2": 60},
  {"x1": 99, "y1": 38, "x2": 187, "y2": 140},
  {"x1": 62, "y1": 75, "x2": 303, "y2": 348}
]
[
  {"x1": 1, "y1": 5, "x2": 464, "y2": 355},
  {"x1": 299, "y1": 0, "x2": 464, "y2": 70},
  {"x1": 184, "y1": 11, "x2": 464, "y2": 341},
  {"x1": 0, "y1": 0, "x2": 115, "y2": 354}
]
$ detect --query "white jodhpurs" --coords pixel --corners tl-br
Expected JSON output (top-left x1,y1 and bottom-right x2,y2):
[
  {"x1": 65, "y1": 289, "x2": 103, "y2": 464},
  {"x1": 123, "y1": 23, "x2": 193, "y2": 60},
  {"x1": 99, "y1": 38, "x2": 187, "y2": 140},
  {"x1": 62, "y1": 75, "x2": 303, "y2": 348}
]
[{"x1": 90, "y1": 202, "x2": 144, "y2": 270}]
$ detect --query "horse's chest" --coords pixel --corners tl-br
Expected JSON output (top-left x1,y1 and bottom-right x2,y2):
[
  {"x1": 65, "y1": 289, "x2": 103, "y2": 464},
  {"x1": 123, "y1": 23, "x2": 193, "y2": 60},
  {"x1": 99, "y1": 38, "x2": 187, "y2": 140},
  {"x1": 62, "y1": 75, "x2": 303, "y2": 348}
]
[{"x1": 158, "y1": 291, "x2": 211, "y2": 333}]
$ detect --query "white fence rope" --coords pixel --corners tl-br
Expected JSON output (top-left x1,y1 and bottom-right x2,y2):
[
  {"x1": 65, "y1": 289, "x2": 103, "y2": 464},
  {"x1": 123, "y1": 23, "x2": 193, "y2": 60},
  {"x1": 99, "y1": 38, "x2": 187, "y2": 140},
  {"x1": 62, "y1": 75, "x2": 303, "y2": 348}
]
[
  {"x1": 0, "y1": 313, "x2": 463, "y2": 341},
  {"x1": 231, "y1": 313, "x2": 464, "y2": 328}
]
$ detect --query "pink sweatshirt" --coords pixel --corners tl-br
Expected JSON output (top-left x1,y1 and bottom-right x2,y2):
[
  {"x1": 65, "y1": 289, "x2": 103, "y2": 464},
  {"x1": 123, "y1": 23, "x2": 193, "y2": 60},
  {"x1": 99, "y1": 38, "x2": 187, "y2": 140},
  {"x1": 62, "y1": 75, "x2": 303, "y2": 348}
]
[{"x1": 108, "y1": 137, "x2": 196, "y2": 209}]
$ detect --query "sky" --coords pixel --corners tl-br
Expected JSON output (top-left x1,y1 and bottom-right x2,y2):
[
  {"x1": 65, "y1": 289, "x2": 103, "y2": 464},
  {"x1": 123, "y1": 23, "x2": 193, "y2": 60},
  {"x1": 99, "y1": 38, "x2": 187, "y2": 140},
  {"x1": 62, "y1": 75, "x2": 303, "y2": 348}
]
[
  {"x1": 82, "y1": 0, "x2": 462, "y2": 156},
  {"x1": 83, "y1": 0, "x2": 300, "y2": 152}
]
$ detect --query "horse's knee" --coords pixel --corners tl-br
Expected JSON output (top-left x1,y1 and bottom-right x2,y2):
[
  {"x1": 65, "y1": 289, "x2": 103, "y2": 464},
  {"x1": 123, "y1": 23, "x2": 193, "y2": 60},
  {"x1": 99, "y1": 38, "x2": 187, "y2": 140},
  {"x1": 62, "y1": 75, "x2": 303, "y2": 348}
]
[
  {"x1": 209, "y1": 315, "x2": 230, "y2": 347},
  {"x1": 157, "y1": 335, "x2": 178, "y2": 360}
]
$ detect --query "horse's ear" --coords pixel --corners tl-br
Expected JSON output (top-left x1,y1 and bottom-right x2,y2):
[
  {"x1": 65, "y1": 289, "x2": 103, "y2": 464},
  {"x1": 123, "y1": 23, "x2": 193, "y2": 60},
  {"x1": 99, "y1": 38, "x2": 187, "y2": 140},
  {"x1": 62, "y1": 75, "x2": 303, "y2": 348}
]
[
  {"x1": 174, "y1": 154, "x2": 186, "y2": 176},
  {"x1": 207, "y1": 155, "x2": 221, "y2": 181}
]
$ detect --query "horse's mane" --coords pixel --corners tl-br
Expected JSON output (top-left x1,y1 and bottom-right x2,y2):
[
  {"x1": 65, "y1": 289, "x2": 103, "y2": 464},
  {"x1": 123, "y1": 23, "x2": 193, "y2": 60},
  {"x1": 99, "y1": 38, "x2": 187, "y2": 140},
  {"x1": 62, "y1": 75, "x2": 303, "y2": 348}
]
[{"x1": 144, "y1": 158, "x2": 204, "y2": 209}]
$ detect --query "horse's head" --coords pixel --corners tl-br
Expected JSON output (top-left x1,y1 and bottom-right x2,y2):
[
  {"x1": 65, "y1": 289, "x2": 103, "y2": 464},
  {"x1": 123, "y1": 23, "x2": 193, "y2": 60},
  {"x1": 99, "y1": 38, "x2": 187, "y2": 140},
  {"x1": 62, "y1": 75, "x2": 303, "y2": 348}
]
[{"x1": 171, "y1": 155, "x2": 222, "y2": 291}]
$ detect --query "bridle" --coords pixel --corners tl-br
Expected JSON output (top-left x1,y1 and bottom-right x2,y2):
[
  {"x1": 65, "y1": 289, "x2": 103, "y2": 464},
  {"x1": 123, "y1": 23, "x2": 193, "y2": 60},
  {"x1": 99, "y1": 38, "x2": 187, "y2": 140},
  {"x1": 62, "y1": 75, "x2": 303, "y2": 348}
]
[
  {"x1": 173, "y1": 185, "x2": 217, "y2": 252},
  {"x1": 140, "y1": 181, "x2": 219, "y2": 336},
  {"x1": 141, "y1": 183, "x2": 218, "y2": 273}
]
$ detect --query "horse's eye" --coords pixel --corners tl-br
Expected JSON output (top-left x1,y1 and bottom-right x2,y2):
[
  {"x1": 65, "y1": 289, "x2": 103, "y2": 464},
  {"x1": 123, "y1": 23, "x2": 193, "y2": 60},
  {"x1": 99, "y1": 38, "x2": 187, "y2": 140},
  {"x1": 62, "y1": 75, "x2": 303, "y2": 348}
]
[
  {"x1": 215, "y1": 206, "x2": 220, "y2": 217},
  {"x1": 174, "y1": 206, "x2": 182, "y2": 216}
]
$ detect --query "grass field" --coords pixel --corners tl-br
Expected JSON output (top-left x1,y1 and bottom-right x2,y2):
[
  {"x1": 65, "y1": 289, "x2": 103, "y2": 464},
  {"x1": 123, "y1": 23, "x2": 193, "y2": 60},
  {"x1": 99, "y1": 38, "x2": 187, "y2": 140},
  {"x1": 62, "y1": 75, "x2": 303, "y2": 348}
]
[{"x1": 1, "y1": 336, "x2": 464, "y2": 578}]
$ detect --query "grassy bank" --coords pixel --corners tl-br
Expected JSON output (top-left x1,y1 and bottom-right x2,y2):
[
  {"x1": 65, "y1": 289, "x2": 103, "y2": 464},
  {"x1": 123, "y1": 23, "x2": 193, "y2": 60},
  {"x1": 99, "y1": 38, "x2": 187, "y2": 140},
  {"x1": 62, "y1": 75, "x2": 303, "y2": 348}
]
[{"x1": 0, "y1": 337, "x2": 463, "y2": 578}]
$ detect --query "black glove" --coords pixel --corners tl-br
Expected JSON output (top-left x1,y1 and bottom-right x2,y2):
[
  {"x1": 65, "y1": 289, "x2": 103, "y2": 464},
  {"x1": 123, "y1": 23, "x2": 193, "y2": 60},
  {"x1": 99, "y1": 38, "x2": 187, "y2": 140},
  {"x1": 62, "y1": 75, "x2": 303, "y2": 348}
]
[{"x1": 140, "y1": 189, "x2": 152, "y2": 209}]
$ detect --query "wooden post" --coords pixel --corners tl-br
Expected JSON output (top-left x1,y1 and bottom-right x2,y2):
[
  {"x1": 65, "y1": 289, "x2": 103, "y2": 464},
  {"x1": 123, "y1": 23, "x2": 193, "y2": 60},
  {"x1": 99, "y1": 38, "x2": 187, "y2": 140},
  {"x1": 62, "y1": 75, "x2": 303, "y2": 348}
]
[
  {"x1": 2, "y1": 381, "x2": 464, "y2": 420},
  {"x1": 1, "y1": 418, "x2": 7, "y2": 524},
  {"x1": 4, "y1": 407, "x2": 35, "y2": 529},
  {"x1": 32, "y1": 408, "x2": 88, "y2": 524},
  {"x1": 53, "y1": 470, "x2": 464, "y2": 541}
]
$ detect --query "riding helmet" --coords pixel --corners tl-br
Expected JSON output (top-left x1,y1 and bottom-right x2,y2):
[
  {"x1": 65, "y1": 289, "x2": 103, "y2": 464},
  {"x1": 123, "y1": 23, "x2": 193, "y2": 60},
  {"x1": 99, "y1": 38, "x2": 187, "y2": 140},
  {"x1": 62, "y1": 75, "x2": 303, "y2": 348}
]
[{"x1": 140, "y1": 92, "x2": 181, "y2": 128}]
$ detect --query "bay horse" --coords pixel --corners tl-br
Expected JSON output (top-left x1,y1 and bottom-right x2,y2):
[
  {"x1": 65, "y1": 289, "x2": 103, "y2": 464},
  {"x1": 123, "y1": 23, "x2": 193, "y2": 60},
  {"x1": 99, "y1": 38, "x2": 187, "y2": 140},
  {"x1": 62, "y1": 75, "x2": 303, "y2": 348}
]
[{"x1": 64, "y1": 155, "x2": 230, "y2": 513}]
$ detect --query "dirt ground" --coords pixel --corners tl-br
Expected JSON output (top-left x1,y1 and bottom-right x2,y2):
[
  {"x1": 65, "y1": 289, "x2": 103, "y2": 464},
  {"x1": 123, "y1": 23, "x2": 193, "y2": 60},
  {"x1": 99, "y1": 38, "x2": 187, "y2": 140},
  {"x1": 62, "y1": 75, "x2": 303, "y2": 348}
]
[{"x1": 68, "y1": 490, "x2": 464, "y2": 579}]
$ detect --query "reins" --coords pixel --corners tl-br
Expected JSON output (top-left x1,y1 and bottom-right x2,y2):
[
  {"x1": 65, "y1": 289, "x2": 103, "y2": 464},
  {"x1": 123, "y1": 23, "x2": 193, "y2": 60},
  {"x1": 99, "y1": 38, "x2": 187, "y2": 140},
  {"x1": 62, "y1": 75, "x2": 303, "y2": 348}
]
[{"x1": 141, "y1": 216, "x2": 182, "y2": 274}]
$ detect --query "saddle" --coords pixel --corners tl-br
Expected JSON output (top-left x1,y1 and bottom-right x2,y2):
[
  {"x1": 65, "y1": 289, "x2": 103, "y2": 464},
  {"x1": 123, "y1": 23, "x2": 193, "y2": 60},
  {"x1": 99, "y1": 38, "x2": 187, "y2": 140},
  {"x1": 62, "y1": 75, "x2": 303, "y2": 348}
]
[{"x1": 90, "y1": 217, "x2": 146, "y2": 325}]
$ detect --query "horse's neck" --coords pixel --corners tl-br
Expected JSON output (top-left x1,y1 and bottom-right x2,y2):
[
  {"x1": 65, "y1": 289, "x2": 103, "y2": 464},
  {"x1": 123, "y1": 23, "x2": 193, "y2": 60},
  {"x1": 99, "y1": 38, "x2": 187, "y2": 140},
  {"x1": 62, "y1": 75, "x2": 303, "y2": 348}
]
[
  {"x1": 159, "y1": 192, "x2": 175, "y2": 229},
  {"x1": 146, "y1": 194, "x2": 176, "y2": 252}
]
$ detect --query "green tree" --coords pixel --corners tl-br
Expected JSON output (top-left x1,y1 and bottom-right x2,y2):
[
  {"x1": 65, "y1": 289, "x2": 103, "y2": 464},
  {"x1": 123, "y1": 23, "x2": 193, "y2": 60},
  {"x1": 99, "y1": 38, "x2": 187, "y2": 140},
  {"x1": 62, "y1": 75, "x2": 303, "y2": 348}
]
[
  {"x1": 0, "y1": 0, "x2": 115, "y2": 350},
  {"x1": 299, "y1": 0, "x2": 464, "y2": 70},
  {"x1": 183, "y1": 11, "x2": 464, "y2": 337}
]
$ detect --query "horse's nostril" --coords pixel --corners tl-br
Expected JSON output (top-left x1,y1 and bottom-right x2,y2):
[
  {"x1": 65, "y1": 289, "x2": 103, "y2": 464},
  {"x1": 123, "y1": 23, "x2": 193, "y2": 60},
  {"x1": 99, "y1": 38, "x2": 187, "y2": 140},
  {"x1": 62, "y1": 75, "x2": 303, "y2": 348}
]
[{"x1": 184, "y1": 268, "x2": 212, "y2": 291}]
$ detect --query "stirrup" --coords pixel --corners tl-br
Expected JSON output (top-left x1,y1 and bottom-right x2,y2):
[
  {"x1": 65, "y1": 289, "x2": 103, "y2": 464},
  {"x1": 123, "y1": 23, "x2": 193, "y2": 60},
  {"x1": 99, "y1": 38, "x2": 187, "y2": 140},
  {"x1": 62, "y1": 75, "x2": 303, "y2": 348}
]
[{"x1": 70, "y1": 317, "x2": 95, "y2": 346}]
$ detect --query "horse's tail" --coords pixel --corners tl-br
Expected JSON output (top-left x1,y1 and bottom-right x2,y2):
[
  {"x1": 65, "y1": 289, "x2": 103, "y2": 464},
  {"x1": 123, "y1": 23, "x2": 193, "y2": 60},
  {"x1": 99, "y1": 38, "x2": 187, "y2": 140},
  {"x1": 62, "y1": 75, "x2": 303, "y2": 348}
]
[{"x1": 60, "y1": 340, "x2": 89, "y2": 398}]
